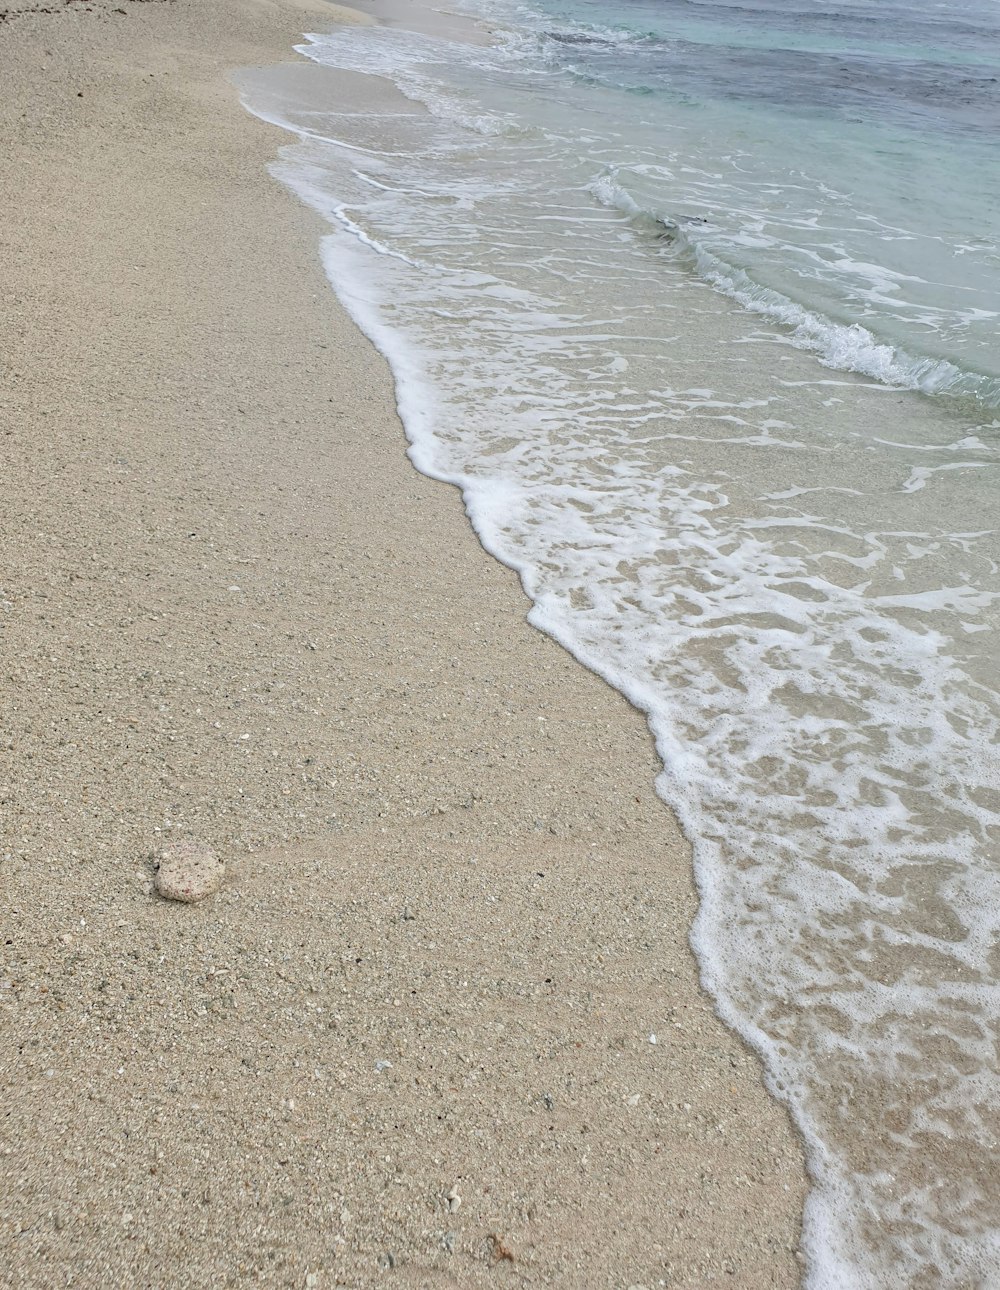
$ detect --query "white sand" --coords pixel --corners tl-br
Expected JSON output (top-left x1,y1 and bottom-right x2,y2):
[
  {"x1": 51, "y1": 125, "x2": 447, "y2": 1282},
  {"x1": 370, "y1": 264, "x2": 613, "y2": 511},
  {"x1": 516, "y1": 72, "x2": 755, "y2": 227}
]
[{"x1": 0, "y1": 0, "x2": 807, "y2": 1284}]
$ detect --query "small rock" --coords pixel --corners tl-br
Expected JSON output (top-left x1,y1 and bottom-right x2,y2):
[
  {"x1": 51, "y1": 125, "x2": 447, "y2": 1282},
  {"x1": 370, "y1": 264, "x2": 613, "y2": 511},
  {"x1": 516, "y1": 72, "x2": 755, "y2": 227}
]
[
  {"x1": 154, "y1": 840, "x2": 224, "y2": 903},
  {"x1": 446, "y1": 1187, "x2": 462, "y2": 1213}
]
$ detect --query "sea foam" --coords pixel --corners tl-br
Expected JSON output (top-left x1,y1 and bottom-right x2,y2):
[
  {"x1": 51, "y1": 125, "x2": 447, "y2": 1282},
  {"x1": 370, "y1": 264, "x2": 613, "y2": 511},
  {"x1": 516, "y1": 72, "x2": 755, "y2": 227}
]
[{"x1": 239, "y1": 7, "x2": 1000, "y2": 1283}]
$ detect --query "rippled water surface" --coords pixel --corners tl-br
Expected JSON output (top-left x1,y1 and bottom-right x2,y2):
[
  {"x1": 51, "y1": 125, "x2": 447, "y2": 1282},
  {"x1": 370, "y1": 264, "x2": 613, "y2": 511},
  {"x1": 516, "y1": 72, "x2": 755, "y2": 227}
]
[{"x1": 239, "y1": 1, "x2": 1000, "y2": 1283}]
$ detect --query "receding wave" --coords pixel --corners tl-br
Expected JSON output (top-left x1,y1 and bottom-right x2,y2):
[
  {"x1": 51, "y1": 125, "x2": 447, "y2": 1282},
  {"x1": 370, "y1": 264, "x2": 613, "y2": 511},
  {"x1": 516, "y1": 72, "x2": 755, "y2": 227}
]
[{"x1": 589, "y1": 170, "x2": 1000, "y2": 411}]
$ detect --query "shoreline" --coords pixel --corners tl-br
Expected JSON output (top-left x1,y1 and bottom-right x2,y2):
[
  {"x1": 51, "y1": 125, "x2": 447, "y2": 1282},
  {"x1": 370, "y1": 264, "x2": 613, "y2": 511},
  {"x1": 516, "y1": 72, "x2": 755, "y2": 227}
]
[{"x1": 0, "y1": 1, "x2": 808, "y2": 1285}]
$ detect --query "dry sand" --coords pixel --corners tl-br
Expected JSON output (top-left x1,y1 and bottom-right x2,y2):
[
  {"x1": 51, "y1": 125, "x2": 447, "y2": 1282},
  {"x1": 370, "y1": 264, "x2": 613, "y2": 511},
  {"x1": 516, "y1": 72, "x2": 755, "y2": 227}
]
[{"x1": 0, "y1": 0, "x2": 807, "y2": 1284}]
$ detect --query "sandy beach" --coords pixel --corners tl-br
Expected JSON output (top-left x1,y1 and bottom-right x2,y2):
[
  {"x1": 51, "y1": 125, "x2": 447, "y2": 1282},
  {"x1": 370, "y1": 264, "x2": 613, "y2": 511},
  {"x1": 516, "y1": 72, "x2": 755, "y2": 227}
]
[{"x1": 0, "y1": 0, "x2": 806, "y2": 1284}]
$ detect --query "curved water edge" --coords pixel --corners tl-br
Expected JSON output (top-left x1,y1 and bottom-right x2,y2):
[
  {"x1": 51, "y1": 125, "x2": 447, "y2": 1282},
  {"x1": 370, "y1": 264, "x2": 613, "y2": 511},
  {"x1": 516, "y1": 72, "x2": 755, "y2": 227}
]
[
  {"x1": 318, "y1": 210, "x2": 1000, "y2": 1286},
  {"x1": 238, "y1": 4, "x2": 1000, "y2": 1284}
]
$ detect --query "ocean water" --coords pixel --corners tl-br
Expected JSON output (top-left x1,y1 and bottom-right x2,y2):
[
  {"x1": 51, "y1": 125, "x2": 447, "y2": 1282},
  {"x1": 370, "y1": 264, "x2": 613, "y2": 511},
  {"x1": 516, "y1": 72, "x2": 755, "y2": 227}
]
[{"x1": 238, "y1": 1, "x2": 1000, "y2": 1284}]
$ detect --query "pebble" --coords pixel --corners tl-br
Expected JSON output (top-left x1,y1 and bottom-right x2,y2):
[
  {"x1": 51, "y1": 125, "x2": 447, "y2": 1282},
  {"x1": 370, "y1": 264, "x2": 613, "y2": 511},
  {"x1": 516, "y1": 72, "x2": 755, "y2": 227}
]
[
  {"x1": 154, "y1": 840, "x2": 224, "y2": 903},
  {"x1": 446, "y1": 1187, "x2": 462, "y2": 1213}
]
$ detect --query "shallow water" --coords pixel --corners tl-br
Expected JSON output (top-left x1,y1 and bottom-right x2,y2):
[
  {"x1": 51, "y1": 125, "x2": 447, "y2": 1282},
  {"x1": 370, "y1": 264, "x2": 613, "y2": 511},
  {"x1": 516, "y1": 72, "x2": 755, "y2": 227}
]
[{"x1": 238, "y1": 1, "x2": 1000, "y2": 1282}]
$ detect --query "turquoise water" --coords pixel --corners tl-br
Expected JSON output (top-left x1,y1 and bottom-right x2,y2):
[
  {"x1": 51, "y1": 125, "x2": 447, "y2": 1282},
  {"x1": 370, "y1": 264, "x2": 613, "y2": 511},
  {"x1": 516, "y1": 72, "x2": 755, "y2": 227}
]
[
  {"x1": 240, "y1": 0, "x2": 1000, "y2": 1283},
  {"x1": 515, "y1": 0, "x2": 1000, "y2": 402}
]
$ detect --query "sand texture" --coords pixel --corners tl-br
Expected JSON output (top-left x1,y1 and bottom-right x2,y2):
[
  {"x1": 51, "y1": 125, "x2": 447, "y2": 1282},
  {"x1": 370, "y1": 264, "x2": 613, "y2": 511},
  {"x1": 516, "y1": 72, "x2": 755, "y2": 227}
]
[{"x1": 0, "y1": 0, "x2": 807, "y2": 1285}]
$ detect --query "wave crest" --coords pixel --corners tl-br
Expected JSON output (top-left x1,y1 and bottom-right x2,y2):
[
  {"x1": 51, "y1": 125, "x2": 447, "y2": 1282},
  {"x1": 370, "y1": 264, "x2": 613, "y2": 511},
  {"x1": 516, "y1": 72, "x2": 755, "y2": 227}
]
[{"x1": 589, "y1": 169, "x2": 1000, "y2": 410}]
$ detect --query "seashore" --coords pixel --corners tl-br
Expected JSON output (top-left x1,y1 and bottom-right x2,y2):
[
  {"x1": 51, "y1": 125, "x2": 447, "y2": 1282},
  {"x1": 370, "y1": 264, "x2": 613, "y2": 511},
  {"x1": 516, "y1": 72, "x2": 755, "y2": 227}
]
[{"x1": 0, "y1": 0, "x2": 807, "y2": 1285}]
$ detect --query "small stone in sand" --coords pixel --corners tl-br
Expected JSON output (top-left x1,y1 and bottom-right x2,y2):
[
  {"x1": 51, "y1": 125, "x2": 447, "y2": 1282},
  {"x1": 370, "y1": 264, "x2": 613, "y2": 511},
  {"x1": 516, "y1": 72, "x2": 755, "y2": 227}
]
[{"x1": 154, "y1": 840, "x2": 224, "y2": 903}]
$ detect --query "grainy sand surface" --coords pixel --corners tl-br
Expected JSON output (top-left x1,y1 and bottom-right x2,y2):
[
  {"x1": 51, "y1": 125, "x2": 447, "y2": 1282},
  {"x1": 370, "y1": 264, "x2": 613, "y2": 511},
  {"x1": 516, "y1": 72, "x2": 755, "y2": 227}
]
[{"x1": 0, "y1": 1, "x2": 807, "y2": 1285}]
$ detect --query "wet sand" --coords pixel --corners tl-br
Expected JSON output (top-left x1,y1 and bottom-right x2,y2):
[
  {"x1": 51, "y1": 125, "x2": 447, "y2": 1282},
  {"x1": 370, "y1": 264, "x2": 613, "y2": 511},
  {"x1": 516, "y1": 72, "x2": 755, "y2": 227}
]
[{"x1": 0, "y1": 0, "x2": 807, "y2": 1284}]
